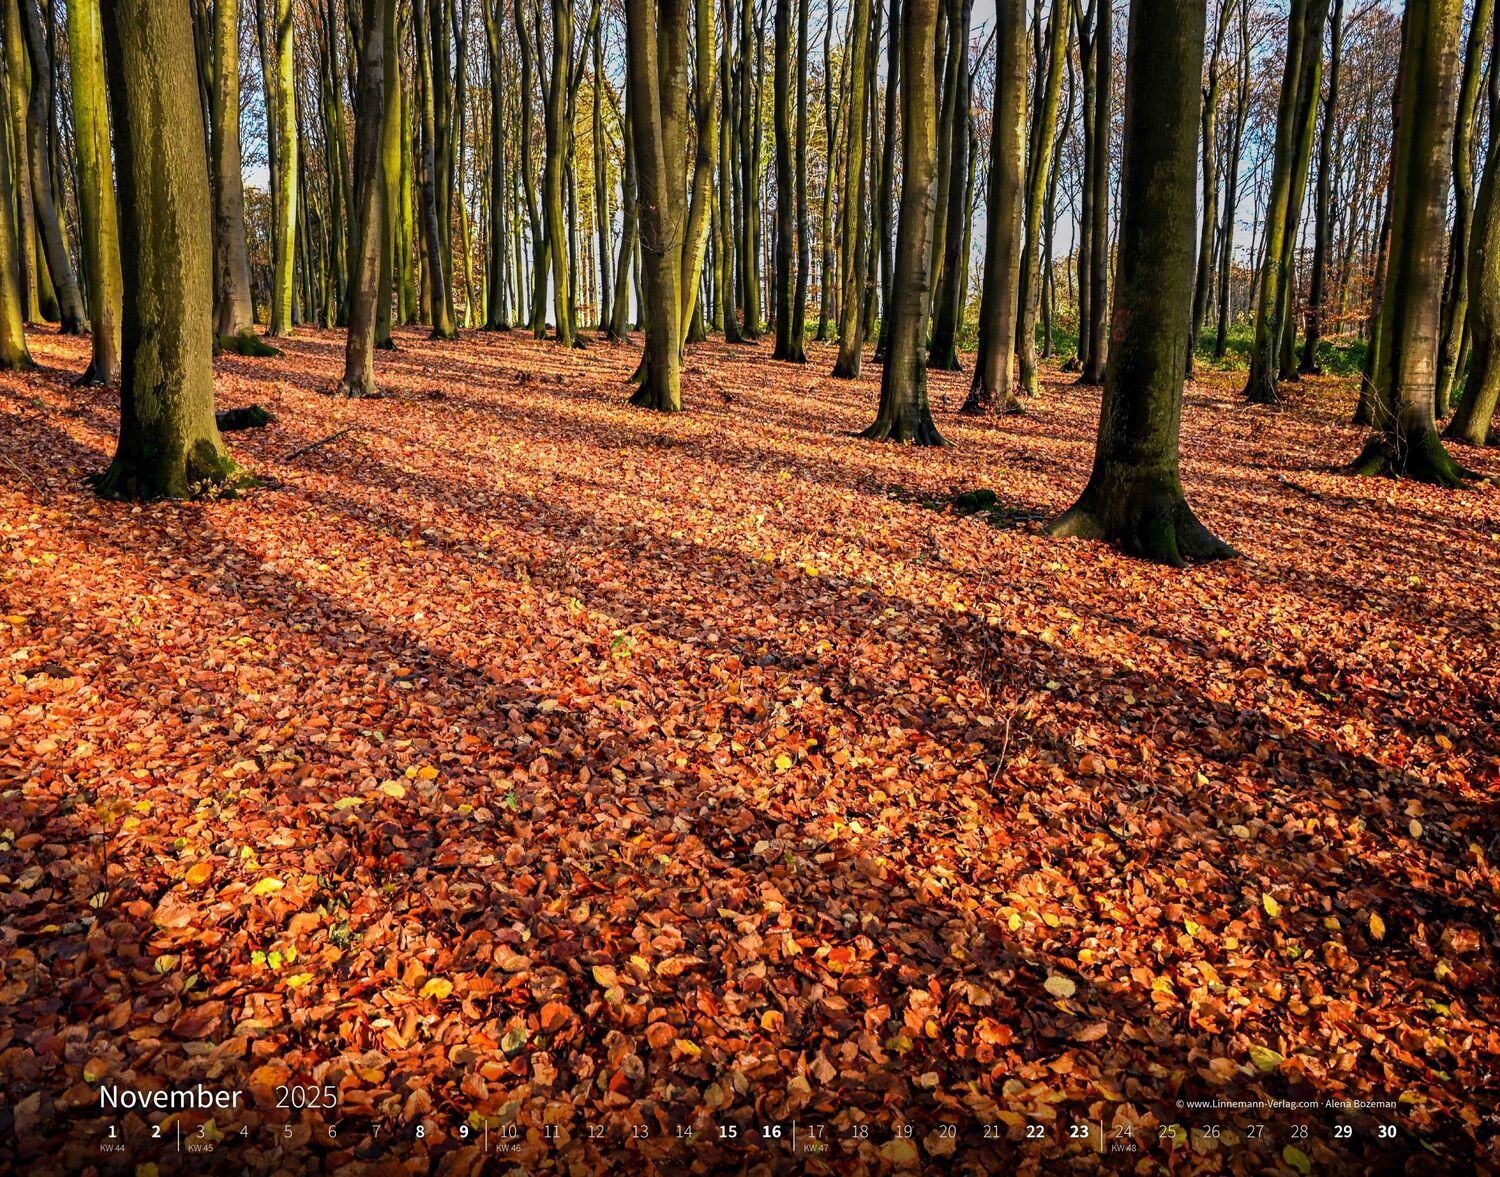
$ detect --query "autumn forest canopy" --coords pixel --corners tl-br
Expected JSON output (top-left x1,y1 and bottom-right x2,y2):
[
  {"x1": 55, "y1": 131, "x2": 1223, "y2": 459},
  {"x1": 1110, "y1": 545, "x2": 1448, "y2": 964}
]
[{"x1": 0, "y1": 0, "x2": 1498, "y2": 1172}]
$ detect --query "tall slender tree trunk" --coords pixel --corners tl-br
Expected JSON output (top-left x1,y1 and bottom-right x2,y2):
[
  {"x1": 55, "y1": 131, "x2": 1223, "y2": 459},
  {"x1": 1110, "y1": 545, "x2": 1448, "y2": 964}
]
[
  {"x1": 960, "y1": 0, "x2": 1026, "y2": 415},
  {"x1": 95, "y1": 0, "x2": 242, "y2": 499},
  {"x1": 1215, "y1": 0, "x2": 1250, "y2": 358},
  {"x1": 1187, "y1": 0, "x2": 1235, "y2": 378},
  {"x1": 1243, "y1": 0, "x2": 1329, "y2": 402},
  {"x1": 874, "y1": 0, "x2": 901, "y2": 360},
  {"x1": 0, "y1": 45, "x2": 32, "y2": 370},
  {"x1": 338, "y1": 0, "x2": 390, "y2": 396},
  {"x1": 926, "y1": 0, "x2": 974, "y2": 372},
  {"x1": 484, "y1": 0, "x2": 512, "y2": 329},
  {"x1": 17, "y1": 0, "x2": 84, "y2": 332},
  {"x1": 1048, "y1": 0, "x2": 1233, "y2": 565},
  {"x1": 3, "y1": 0, "x2": 37, "y2": 323},
  {"x1": 1351, "y1": 0, "x2": 1480, "y2": 485},
  {"x1": 1449, "y1": 1, "x2": 1500, "y2": 447},
  {"x1": 679, "y1": 0, "x2": 716, "y2": 348},
  {"x1": 591, "y1": 16, "x2": 610, "y2": 332},
  {"x1": 1434, "y1": 0, "x2": 1492, "y2": 414},
  {"x1": 68, "y1": 0, "x2": 122, "y2": 382},
  {"x1": 832, "y1": 0, "x2": 873, "y2": 376},
  {"x1": 1078, "y1": 0, "x2": 1111, "y2": 385},
  {"x1": 791, "y1": 0, "x2": 811, "y2": 353},
  {"x1": 415, "y1": 0, "x2": 458, "y2": 338},
  {"x1": 1015, "y1": 0, "x2": 1068, "y2": 397},
  {"x1": 610, "y1": 83, "x2": 638, "y2": 341},
  {"x1": 772, "y1": 0, "x2": 797, "y2": 359},
  {"x1": 861, "y1": 0, "x2": 945, "y2": 445},
  {"x1": 269, "y1": 0, "x2": 298, "y2": 337},
  {"x1": 1299, "y1": 0, "x2": 1347, "y2": 376},
  {"x1": 624, "y1": 0, "x2": 688, "y2": 410}
]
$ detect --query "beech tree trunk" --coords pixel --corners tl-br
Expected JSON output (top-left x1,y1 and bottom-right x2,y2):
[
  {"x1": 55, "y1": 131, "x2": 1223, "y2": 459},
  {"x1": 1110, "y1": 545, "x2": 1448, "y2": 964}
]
[
  {"x1": 338, "y1": 0, "x2": 390, "y2": 397},
  {"x1": 1047, "y1": 0, "x2": 1235, "y2": 566},
  {"x1": 861, "y1": 0, "x2": 945, "y2": 445},
  {"x1": 68, "y1": 0, "x2": 122, "y2": 383},
  {"x1": 96, "y1": 0, "x2": 242, "y2": 499},
  {"x1": 960, "y1": 0, "x2": 1025, "y2": 415},
  {"x1": 0, "y1": 47, "x2": 32, "y2": 370},
  {"x1": 1351, "y1": 0, "x2": 1482, "y2": 485},
  {"x1": 269, "y1": 0, "x2": 298, "y2": 337}
]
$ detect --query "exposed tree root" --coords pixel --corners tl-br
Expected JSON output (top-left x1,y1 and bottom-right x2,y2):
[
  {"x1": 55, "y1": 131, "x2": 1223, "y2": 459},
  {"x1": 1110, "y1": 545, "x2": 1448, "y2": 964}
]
[
  {"x1": 93, "y1": 442, "x2": 249, "y2": 502},
  {"x1": 217, "y1": 331, "x2": 284, "y2": 358},
  {"x1": 73, "y1": 361, "x2": 107, "y2": 387},
  {"x1": 958, "y1": 383, "x2": 1023, "y2": 417},
  {"x1": 1346, "y1": 431, "x2": 1486, "y2": 487},
  {"x1": 858, "y1": 412, "x2": 950, "y2": 447},
  {"x1": 1046, "y1": 480, "x2": 1238, "y2": 568}
]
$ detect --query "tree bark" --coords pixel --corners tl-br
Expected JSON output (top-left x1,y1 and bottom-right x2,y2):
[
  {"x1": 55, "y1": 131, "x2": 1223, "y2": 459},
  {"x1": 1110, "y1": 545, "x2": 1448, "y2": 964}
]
[
  {"x1": 1299, "y1": 0, "x2": 1347, "y2": 376},
  {"x1": 832, "y1": 0, "x2": 873, "y2": 376},
  {"x1": 960, "y1": 0, "x2": 1025, "y2": 415},
  {"x1": 17, "y1": 0, "x2": 85, "y2": 332},
  {"x1": 68, "y1": 0, "x2": 123, "y2": 382},
  {"x1": 861, "y1": 0, "x2": 946, "y2": 445},
  {"x1": 1350, "y1": 0, "x2": 1480, "y2": 485},
  {"x1": 926, "y1": 0, "x2": 974, "y2": 372},
  {"x1": 1078, "y1": 0, "x2": 1111, "y2": 385},
  {"x1": 1047, "y1": 0, "x2": 1234, "y2": 565},
  {"x1": 95, "y1": 0, "x2": 242, "y2": 499},
  {"x1": 269, "y1": 0, "x2": 298, "y2": 336},
  {"x1": 338, "y1": 0, "x2": 390, "y2": 397},
  {"x1": 0, "y1": 41, "x2": 32, "y2": 369}
]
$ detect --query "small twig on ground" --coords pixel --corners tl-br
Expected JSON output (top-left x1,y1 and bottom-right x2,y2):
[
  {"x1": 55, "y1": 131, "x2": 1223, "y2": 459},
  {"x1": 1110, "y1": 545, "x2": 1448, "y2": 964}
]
[
  {"x1": 1272, "y1": 473, "x2": 1326, "y2": 501},
  {"x1": 283, "y1": 427, "x2": 356, "y2": 463}
]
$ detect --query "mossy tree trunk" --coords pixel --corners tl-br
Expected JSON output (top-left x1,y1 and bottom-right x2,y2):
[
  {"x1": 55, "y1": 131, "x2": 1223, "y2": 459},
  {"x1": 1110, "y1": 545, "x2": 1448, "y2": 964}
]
[
  {"x1": 1243, "y1": 0, "x2": 1329, "y2": 403},
  {"x1": 960, "y1": 0, "x2": 1025, "y2": 416},
  {"x1": 0, "y1": 50, "x2": 32, "y2": 371},
  {"x1": 17, "y1": 0, "x2": 85, "y2": 333},
  {"x1": 67, "y1": 0, "x2": 122, "y2": 384},
  {"x1": 624, "y1": 0, "x2": 688, "y2": 411},
  {"x1": 1047, "y1": 0, "x2": 1235, "y2": 567},
  {"x1": 269, "y1": 0, "x2": 298, "y2": 337},
  {"x1": 831, "y1": 0, "x2": 872, "y2": 377},
  {"x1": 1352, "y1": 0, "x2": 1482, "y2": 484},
  {"x1": 860, "y1": 0, "x2": 945, "y2": 446},
  {"x1": 737, "y1": 0, "x2": 762, "y2": 338},
  {"x1": 678, "y1": 0, "x2": 716, "y2": 349},
  {"x1": 95, "y1": 0, "x2": 242, "y2": 500},
  {"x1": 1448, "y1": 1, "x2": 1500, "y2": 449},
  {"x1": 377, "y1": 0, "x2": 402, "y2": 345},
  {"x1": 338, "y1": 0, "x2": 389, "y2": 397},
  {"x1": 1015, "y1": 0, "x2": 1068, "y2": 397},
  {"x1": 415, "y1": 0, "x2": 458, "y2": 338},
  {"x1": 610, "y1": 82, "x2": 638, "y2": 341},
  {"x1": 1187, "y1": 0, "x2": 1235, "y2": 379},
  {"x1": 2, "y1": 0, "x2": 37, "y2": 324},
  {"x1": 1434, "y1": 0, "x2": 1492, "y2": 415},
  {"x1": 591, "y1": 15, "x2": 609, "y2": 333},
  {"x1": 716, "y1": 0, "x2": 743, "y2": 342}
]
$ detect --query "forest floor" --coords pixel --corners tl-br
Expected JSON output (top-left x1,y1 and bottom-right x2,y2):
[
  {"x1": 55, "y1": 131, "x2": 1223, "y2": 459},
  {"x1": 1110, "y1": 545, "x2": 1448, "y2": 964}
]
[{"x1": 1, "y1": 326, "x2": 1498, "y2": 1175}]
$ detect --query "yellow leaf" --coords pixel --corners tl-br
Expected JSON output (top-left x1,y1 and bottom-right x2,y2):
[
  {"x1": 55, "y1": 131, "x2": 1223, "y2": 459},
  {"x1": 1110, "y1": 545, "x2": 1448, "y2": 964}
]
[
  {"x1": 774, "y1": 754, "x2": 793, "y2": 771},
  {"x1": 332, "y1": 796, "x2": 364, "y2": 810},
  {"x1": 1248, "y1": 1044, "x2": 1284, "y2": 1072},
  {"x1": 1369, "y1": 913, "x2": 1386, "y2": 941},
  {"x1": 592, "y1": 964, "x2": 618, "y2": 987},
  {"x1": 1283, "y1": 1145, "x2": 1311, "y2": 1174},
  {"x1": 1261, "y1": 894, "x2": 1281, "y2": 919},
  {"x1": 1043, "y1": 975, "x2": 1077, "y2": 1000},
  {"x1": 136, "y1": 1166, "x2": 159, "y2": 1177},
  {"x1": 251, "y1": 878, "x2": 284, "y2": 897},
  {"x1": 420, "y1": 977, "x2": 454, "y2": 1000},
  {"x1": 285, "y1": 973, "x2": 314, "y2": 989},
  {"x1": 1007, "y1": 911, "x2": 1023, "y2": 932},
  {"x1": 416, "y1": 765, "x2": 439, "y2": 780},
  {"x1": 674, "y1": 1038, "x2": 702, "y2": 1058},
  {"x1": 184, "y1": 861, "x2": 213, "y2": 887},
  {"x1": 379, "y1": 780, "x2": 407, "y2": 799},
  {"x1": 5, "y1": 615, "x2": 27, "y2": 625},
  {"x1": 1435, "y1": 733, "x2": 1453, "y2": 751}
]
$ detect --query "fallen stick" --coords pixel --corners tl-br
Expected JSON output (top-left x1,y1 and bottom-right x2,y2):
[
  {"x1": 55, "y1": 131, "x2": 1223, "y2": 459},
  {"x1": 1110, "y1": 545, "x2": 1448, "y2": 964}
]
[
  {"x1": 283, "y1": 427, "x2": 356, "y2": 463},
  {"x1": 1272, "y1": 473, "x2": 1326, "y2": 502}
]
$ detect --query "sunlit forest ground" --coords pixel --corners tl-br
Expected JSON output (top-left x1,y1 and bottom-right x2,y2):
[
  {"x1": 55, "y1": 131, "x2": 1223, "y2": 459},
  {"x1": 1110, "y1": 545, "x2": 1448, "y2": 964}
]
[{"x1": 2, "y1": 328, "x2": 1498, "y2": 1173}]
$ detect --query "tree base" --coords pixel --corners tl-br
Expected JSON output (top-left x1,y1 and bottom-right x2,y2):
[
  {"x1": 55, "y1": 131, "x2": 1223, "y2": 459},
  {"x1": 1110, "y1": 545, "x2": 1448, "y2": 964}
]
[
  {"x1": 1346, "y1": 430, "x2": 1487, "y2": 487},
  {"x1": 1073, "y1": 371, "x2": 1101, "y2": 388},
  {"x1": 93, "y1": 442, "x2": 253, "y2": 502},
  {"x1": 375, "y1": 337, "x2": 398, "y2": 352},
  {"x1": 430, "y1": 326, "x2": 459, "y2": 341},
  {"x1": 1244, "y1": 372, "x2": 1281, "y2": 405},
  {"x1": 1046, "y1": 479, "x2": 1237, "y2": 567},
  {"x1": 628, "y1": 385, "x2": 681, "y2": 413},
  {"x1": 73, "y1": 360, "x2": 109, "y2": 387},
  {"x1": 831, "y1": 354, "x2": 861, "y2": 379},
  {"x1": 927, "y1": 350, "x2": 962, "y2": 372},
  {"x1": 959, "y1": 385, "x2": 1023, "y2": 416},
  {"x1": 217, "y1": 331, "x2": 284, "y2": 358},
  {"x1": 858, "y1": 413, "x2": 950, "y2": 447}
]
